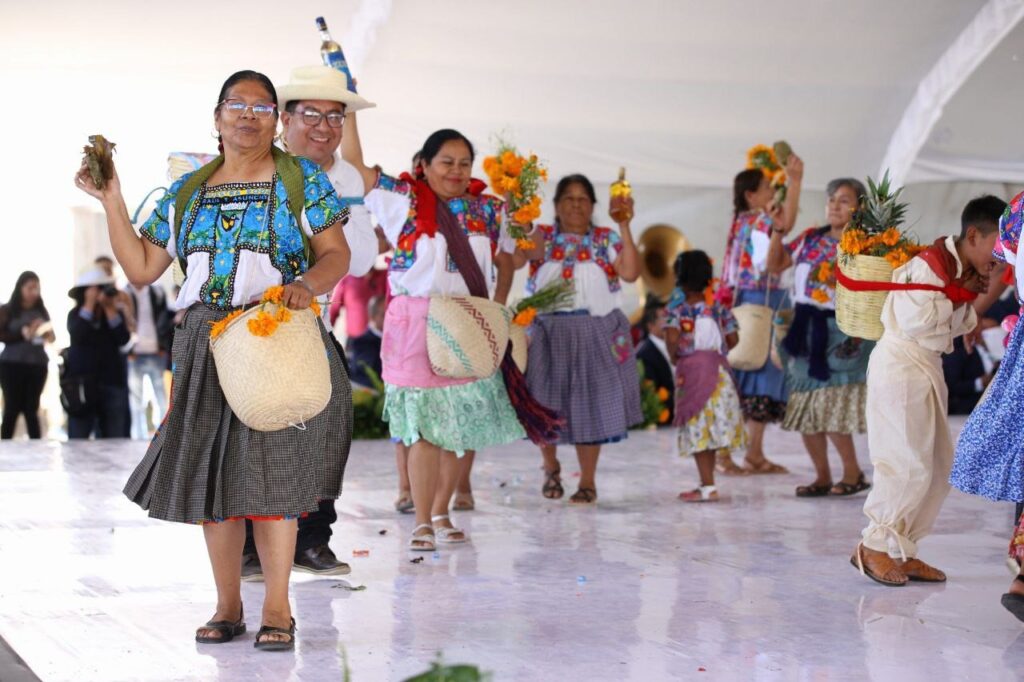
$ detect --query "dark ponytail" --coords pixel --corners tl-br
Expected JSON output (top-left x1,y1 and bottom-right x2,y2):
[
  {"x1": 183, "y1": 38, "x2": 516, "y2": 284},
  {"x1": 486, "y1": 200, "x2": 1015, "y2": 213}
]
[{"x1": 732, "y1": 168, "x2": 764, "y2": 222}]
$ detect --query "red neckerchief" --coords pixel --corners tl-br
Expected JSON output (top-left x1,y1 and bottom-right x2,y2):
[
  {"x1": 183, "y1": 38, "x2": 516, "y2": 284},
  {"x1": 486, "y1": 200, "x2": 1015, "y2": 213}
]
[
  {"x1": 915, "y1": 238, "x2": 978, "y2": 304},
  {"x1": 397, "y1": 173, "x2": 487, "y2": 247}
]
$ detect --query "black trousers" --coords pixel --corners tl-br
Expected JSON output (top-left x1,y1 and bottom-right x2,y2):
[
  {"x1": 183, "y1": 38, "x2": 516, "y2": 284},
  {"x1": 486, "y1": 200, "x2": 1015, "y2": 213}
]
[
  {"x1": 243, "y1": 499, "x2": 338, "y2": 556},
  {"x1": 0, "y1": 362, "x2": 48, "y2": 439},
  {"x1": 242, "y1": 332, "x2": 348, "y2": 558}
]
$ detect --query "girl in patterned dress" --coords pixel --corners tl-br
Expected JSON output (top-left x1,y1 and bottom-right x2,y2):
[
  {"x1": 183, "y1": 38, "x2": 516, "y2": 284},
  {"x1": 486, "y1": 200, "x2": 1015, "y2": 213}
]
[
  {"x1": 950, "y1": 193, "x2": 1024, "y2": 618},
  {"x1": 721, "y1": 156, "x2": 803, "y2": 475},
  {"x1": 664, "y1": 251, "x2": 746, "y2": 503},
  {"x1": 767, "y1": 179, "x2": 874, "y2": 498}
]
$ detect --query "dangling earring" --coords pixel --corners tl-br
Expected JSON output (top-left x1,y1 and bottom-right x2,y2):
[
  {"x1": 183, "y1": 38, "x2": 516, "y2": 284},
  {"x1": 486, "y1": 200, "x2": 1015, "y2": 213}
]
[{"x1": 210, "y1": 128, "x2": 220, "y2": 139}]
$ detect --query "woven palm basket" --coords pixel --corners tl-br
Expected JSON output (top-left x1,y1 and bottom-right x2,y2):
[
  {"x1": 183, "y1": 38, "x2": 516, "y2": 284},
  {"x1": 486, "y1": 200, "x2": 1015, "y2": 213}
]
[
  {"x1": 210, "y1": 306, "x2": 332, "y2": 431},
  {"x1": 835, "y1": 248, "x2": 893, "y2": 341},
  {"x1": 427, "y1": 296, "x2": 511, "y2": 379}
]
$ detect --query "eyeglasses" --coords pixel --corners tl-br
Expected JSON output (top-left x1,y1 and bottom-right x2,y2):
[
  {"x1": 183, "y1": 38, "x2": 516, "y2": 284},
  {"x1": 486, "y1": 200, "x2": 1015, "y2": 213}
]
[
  {"x1": 296, "y1": 108, "x2": 346, "y2": 128},
  {"x1": 218, "y1": 99, "x2": 277, "y2": 119}
]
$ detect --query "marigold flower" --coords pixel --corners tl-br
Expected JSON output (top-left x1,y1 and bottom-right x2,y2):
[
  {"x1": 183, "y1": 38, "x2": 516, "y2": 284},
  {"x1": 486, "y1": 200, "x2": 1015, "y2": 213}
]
[
  {"x1": 658, "y1": 408, "x2": 670, "y2": 424},
  {"x1": 513, "y1": 307, "x2": 537, "y2": 327},
  {"x1": 516, "y1": 238, "x2": 536, "y2": 250},
  {"x1": 881, "y1": 227, "x2": 901, "y2": 247},
  {"x1": 816, "y1": 261, "x2": 833, "y2": 283},
  {"x1": 885, "y1": 249, "x2": 910, "y2": 269},
  {"x1": 839, "y1": 229, "x2": 866, "y2": 255},
  {"x1": 275, "y1": 306, "x2": 292, "y2": 323},
  {"x1": 310, "y1": 300, "x2": 322, "y2": 317},
  {"x1": 811, "y1": 288, "x2": 831, "y2": 304},
  {"x1": 208, "y1": 309, "x2": 244, "y2": 339},
  {"x1": 247, "y1": 310, "x2": 279, "y2": 337},
  {"x1": 261, "y1": 286, "x2": 284, "y2": 305},
  {"x1": 656, "y1": 387, "x2": 670, "y2": 402}
]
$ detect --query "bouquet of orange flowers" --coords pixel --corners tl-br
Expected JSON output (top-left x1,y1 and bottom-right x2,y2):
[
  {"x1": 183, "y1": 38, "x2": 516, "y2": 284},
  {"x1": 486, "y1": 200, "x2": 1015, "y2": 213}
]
[
  {"x1": 482, "y1": 139, "x2": 548, "y2": 250},
  {"x1": 209, "y1": 285, "x2": 322, "y2": 340},
  {"x1": 838, "y1": 172, "x2": 922, "y2": 269},
  {"x1": 746, "y1": 141, "x2": 791, "y2": 204},
  {"x1": 511, "y1": 280, "x2": 575, "y2": 327}
]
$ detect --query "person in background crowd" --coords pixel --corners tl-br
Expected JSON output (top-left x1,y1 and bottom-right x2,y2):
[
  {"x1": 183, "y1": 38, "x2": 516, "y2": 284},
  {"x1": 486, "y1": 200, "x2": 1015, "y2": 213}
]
[
  {"x1": 635, "y1": 294, "x2": 674, "y2": 424},
  {"x1": 329, "y1": 269, "x2": 387, "y2": 346},
  {"x1": 125, "y1": 282, "x2": 172, "y2": 439},
  {"x1": 348, "y1": 296, "x2": 385, "y2": 389},
  {"x1": 65, "y1": 268, "x2": 131, "y2": 439},
  {"x1": 94, "y1": 255, "x2": 136, "y2": 331},
  {"x1": 0, "y1": 271, "x2": 54, "y2": 439},
  {"x1": 942, "y1": 336, "x2": 992, "y2": 415}
]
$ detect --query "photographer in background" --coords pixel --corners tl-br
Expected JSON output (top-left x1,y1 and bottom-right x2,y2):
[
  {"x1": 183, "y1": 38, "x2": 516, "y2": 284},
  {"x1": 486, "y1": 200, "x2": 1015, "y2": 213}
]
[
  {"x1": 64, "y1": 268, "x2": 131, "y2": 439},
  {"x1": 125, "y1": 282, "x2": 172, "y2": 439}
]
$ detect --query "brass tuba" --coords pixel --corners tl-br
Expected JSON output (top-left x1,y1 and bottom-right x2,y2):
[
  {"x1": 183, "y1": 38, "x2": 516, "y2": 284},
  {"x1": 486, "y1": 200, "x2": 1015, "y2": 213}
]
[{"x1": 636, "y1": 224, "x2": 690, "y2": 300}]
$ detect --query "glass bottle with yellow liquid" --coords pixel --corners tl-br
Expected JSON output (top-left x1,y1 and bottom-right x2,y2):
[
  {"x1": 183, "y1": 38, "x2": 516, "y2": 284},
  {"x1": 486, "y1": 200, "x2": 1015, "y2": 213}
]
[{"x1": 609, "y1": 167, "x2": 633, "y2": 223}]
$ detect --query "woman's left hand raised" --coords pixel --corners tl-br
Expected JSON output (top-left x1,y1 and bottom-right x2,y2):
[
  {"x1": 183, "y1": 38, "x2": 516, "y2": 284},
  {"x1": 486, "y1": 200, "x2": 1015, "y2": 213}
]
[{"x1": 282, "y1": 280, "x2": 314, "y2": 310}]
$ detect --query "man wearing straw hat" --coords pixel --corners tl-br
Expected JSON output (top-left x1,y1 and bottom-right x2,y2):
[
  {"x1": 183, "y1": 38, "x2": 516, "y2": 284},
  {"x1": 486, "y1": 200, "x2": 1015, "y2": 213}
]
[{"x1": 240, "y1": 65, "x2": 378, "y2": 580}]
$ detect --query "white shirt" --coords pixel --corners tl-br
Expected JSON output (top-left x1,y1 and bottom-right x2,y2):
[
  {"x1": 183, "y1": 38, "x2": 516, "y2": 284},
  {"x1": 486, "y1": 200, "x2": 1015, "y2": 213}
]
[
  {"x1": 129, "y1": 284, "x2": 159, "y2": 354},
  {"x1": 880, "y1": 236, "x2": 977, "y2": 354},
  {"x1": 326, "y1": 153, "x2": 377, "y2": 278},
  {"x1": 365, "y1": 175, "x2": 515, "y2": 298}
]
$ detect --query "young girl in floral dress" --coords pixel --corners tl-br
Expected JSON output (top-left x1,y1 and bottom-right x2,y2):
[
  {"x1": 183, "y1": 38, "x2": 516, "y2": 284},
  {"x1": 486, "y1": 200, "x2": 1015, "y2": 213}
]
[{"x1": 664, "y1": 251, "x2": 746, "y2": 502}]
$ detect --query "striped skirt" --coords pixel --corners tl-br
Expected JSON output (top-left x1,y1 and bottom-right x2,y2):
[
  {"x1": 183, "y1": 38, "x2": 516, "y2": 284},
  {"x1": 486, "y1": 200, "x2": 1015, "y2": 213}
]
[
  {"x1": 123, "y1": 304, "x2": 353, "y2": 524},
  {"x1": 525, "y1": 309, "x2": 643, "y2": 445}
]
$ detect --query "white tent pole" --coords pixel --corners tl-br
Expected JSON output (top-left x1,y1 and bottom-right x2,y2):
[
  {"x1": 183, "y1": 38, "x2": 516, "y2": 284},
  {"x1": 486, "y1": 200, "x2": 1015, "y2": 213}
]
[
  {"x1": 341, "y1": 0, "x2": 394, "y2": 74},
  {"x1": 879, "y1": 0, "x2": 1024, "y2": 185}
]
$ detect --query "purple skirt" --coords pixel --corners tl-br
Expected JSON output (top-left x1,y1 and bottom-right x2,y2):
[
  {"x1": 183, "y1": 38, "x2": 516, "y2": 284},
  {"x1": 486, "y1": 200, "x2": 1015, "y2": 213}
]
[{"x1": 525, "y1": 310, "x2": 643, "y2": 445}]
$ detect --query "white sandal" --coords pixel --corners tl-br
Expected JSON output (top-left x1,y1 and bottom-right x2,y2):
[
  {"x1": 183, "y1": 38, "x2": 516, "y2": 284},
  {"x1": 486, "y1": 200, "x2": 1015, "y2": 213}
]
[
  {"x1": 431, "y1": 515, "x2": 468, "y2": 544},
  {"x1": 409, "y1": 524, "x2": 436, "y2": 552}
]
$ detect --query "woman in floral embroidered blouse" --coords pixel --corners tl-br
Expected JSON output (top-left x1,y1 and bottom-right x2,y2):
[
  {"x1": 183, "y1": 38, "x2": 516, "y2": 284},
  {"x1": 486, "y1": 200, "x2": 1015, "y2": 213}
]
[
  {"x1": 343, "y1": 121, "x2": 544, "y2": 550},
  {"x1": 767, "y1": 178, "x2": 873, "y2": 498},
  {"x1": 517, "y1": 174, "x2": 642, "y2": 505},
  {"x1": 75, "y1": 71, "x2": 352, "y2": 651},
  {"x1": 720, "y1": 157, "x2": 802, "y2": 476}
]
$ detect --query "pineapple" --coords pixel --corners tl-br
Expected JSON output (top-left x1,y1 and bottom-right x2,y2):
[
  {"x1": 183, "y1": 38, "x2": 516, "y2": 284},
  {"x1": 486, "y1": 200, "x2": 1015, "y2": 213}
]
[{"x1": 851, "y1": 170, "x2": 908, "y2": 235}]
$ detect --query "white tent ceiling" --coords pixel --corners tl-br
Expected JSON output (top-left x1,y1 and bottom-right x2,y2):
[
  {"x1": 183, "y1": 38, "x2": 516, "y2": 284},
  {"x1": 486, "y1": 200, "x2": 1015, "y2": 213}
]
[{"x1": 0, "y1": 0, "x2": 1022, "y2": 317}]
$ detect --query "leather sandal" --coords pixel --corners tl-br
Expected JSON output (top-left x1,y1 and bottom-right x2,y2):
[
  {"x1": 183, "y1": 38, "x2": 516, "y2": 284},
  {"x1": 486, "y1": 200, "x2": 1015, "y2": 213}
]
[
  {"x1": 850, "y1": 544, "x2": 907, "y2": 587},
  {"x1": 742, "y1": 457, "x2": 790, "y2": 475},
  {"x1": 796, "y1": 482, "x2": 833, "y2": 498},
  {"x1": 254, "y1": 617, "x2": 296, "y2": 652},
  {"x1": 1001, "y1": 575, "x2": 1024, "y2": 622},
  {"x1": 899, "y1": 558, "x2": 947, "y2": 583},
  {"x1": 569, "y1": 487, "x2": 597, "y2": 505},
  {"x1": 542, "y1": 466, "x2": 564, "y2": 499},
  {"x1": 195, "y1": 604, "x2": 245, "y2": 644},
  {"x1": 830, "y1": 473, "x2": 872, "y2": 496},
  {"x1": 716, "y1": 452, "x2": 750, "y2": 476}
]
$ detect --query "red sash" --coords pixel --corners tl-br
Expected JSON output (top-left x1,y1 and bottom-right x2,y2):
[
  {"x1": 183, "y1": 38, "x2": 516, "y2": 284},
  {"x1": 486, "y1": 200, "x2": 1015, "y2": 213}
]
[
  {"x1": 396, "y1": 173, "x2": 489, "y2": 251},
  {"x1": 835, "y1": 237, "x2": 977, "y2": 304}
]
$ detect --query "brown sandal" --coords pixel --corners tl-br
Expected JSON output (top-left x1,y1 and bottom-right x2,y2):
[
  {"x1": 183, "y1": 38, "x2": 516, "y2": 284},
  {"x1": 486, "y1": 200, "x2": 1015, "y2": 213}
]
[
  {"x1": 743, "y1": 457, "x2": 790, "y2": 475},
  {"x1": 569, "y1": 487, "x2": 597, "y2": 505},
  {"x1": 542, "y1": 466, "x2": 564, "y2": 499},
  {"x1": 452, "y1": 492, "x2": 475, "y2": 511},
  {"x1": 899, "y1": 558, "x2": 946, "y2": 583},
  {"x1": 715, "y1": 452, "x2": 750, "y2": 476},
  {"x1": 850, "y1": 544, "x2": 907, "y2": 587}
]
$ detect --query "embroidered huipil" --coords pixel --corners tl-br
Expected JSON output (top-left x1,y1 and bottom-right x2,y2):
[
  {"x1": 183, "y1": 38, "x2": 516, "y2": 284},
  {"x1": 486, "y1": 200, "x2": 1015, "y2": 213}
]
[
  {"x1": 995, "y1": 192, "x2": 1024, "y2": 303},
  {"x1": 526, "y1": 224, "x2": 625, "y2": 316},
  {"x1": 663, "y1": 291, "x2": 737, "y2": 357},
  {"x1": 364, "y1": 174, "x2": 515, "y2": 297},
  {"x1": 723, "y1": 209, "x2": 779, "y2": 291},
  {"x1": 787, "y1": 228, "x2": 839, "y2": 309},
  {"x1": 141, "y1": 158, "x2": 346, "y2": 309}
]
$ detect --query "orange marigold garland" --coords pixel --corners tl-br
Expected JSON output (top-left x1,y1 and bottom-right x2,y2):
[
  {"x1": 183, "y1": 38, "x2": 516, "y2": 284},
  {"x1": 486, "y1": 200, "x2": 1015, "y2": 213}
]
[
  {"x1": 483, "y1": 139, "x2": 548, "y2": 250},
  {"x1": 209, "y1": 283, "x2": 321, "y2": 340}
]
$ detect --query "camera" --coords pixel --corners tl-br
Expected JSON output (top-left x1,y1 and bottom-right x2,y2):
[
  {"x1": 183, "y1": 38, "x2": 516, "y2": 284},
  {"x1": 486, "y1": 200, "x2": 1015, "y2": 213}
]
[{"x1": 102, "y1": 285, "x2": 119, "y2": 298}]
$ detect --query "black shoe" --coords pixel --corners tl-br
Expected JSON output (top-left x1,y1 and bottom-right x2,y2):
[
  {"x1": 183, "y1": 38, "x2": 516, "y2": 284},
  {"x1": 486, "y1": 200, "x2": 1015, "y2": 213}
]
[
  {"x1": 241, "y1": 552, "x2": 264, "y2": 582},
  {"x1": 293, "y1": 544, "x2": 351, "y2": 576}
]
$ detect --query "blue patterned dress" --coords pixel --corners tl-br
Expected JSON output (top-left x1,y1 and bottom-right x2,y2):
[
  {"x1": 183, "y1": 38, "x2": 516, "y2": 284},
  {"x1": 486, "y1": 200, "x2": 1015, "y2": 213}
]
[{"x1": 950, "y1": 191, "x2": 1024, "y2": 501}]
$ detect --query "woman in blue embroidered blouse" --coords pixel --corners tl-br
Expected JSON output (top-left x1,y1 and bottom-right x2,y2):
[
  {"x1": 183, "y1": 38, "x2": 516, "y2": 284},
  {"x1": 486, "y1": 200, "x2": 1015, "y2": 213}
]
[{"x1": 74, "y1": 70, "x2": 352, "y2": 652}]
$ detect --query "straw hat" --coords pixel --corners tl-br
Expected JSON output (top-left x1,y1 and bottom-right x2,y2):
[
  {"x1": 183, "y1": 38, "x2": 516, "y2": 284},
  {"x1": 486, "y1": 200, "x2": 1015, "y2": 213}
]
[
  {"x1": 67, "y1": 268, "x2": 115, "y2": 297},
  {"x1": 277, "y1": 65, "x2": 376, "y2": 112}
]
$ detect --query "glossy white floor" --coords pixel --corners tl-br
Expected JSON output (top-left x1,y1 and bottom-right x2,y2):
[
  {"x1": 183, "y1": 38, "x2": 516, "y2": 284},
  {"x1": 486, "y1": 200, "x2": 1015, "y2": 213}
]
[{"x1": 1, "y1": 420, "x2": 1022, "y2": 682}]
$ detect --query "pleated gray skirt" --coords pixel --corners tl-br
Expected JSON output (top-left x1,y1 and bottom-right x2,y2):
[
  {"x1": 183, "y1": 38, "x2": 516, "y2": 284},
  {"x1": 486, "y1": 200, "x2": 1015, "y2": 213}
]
[{"x1": 123, "y1": 304, "x2": 352, "y2": 524}]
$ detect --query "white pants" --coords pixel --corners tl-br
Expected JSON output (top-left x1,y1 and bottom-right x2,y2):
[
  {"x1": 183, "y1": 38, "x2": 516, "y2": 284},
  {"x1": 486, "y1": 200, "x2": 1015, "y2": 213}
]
[
  {"x1": 861, "y1": 337, "x2": 952, "y2": 559},
  {"x1": 128, "y1": 354, "x2": 167, "y2": 440}
]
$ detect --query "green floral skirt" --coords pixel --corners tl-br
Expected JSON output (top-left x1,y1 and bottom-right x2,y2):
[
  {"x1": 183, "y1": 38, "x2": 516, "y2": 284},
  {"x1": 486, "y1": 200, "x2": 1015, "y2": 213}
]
[{"x1": 383, "y1": 372, "x2": 526, "y2": 455}]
